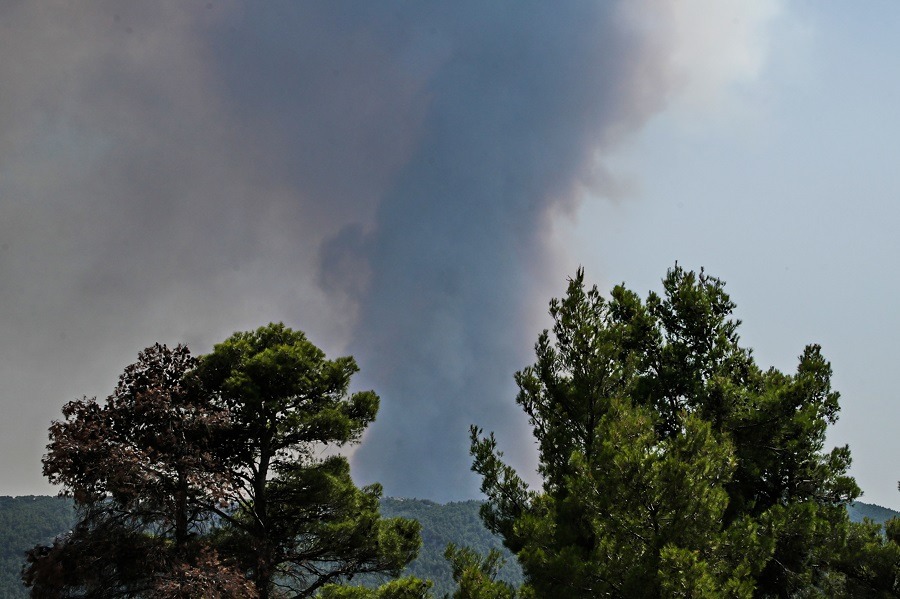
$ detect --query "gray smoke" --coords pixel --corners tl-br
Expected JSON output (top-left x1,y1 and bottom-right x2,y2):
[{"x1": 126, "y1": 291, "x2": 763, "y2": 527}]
[
  {"x1": 334, "y1": 3, "x2": 671, "y2": 498},
  {"x1": 0, "y1": 2, "x2": 679, "y2": 499}
]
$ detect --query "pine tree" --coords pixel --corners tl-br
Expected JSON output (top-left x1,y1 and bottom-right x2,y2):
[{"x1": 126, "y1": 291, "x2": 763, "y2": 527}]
[
  {"x1": 26, "y1": 324, "x2": 420, "y2": 598},
  {"x1": 471, "y1": 267, "x2": 860, "y2": 597}
]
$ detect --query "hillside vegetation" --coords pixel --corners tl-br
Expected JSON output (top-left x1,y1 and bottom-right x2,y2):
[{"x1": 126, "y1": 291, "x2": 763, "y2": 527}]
[
  {"x1": 0, "y1": 497, "x2": 77, "y2": 599},
  {"x1": 849, "y1": 502, "x2": 900, "y2": 525},
  {"x1": 15, "y1": 269, "x2": 900, "y2": 597},
  {"x1": 377, "y1": 499, "x2": 523, "y2": 596},
  {"x1": 0, "y1": 496, "x2": 893, "y2": 598}
]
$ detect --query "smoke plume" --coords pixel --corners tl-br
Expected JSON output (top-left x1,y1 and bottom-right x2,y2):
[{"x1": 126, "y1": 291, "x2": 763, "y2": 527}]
[
  {"x1": 335, "y1": 3, "x2": 672, "y2": 497},
  {"x1": 0, "y1": 1, "x2": 777, "y2": 498}
]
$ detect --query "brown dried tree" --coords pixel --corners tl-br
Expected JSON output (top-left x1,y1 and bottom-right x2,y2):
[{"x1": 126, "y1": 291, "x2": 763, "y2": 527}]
[{"x1": 24, "y1": 344, "x2": 244, "y2": 597}]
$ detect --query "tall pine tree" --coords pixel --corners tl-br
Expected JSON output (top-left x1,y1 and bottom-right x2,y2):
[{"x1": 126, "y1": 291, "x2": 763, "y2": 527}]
[{"x1": 472, "y1": 267, "x2": 860, "y2": 597}]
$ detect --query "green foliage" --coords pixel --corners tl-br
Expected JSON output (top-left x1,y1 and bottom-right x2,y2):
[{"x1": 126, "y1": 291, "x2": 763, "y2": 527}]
[
  {"x1": 471, "y1": 266, "x2": 865, "y2": 597},
  {"x1": 25, "y1": 324, "x2": 420, "y2": 598},
  {"x1": 319, "y1": 576, "x2": 433, "y2": 599},
  {"x1": 318, "y1": 530, "x2": 518, "y2": 599},
  {"x1": 196, "y1": 324, "x2": 419, "y2": 598},
  {"x1": 444, "y1": 543, "x2": 516, "y2": 599},
  {"x1": 16, "y1": 291, "x2": 900, "y2": 597},
  {"x1": 197, "y1": 323, "x2": 380, "y2": 453},
  {"x1": 5, "y1": 495, "x2": 900, "y2": 597},
  {"x1": 6, "y1": 496, "x2": 524, "y2": 597},
  {"x1": 834, "y1": 518, "x2": 900, "y2": 597},
  {"x1": 849, "y1": 502, "x2": 900, "y2": 525},
  {"x1": 0, "y1": 497, "x2": 76, "y2": 599},
  {"x1": 374, "y1": 499, "x2": 522, "y2": 596}
]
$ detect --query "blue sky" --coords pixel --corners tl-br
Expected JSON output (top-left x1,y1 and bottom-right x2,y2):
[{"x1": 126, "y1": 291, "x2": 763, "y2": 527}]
[{"x1": 565, "y1": 1, "x2": 900, "y2": 507}]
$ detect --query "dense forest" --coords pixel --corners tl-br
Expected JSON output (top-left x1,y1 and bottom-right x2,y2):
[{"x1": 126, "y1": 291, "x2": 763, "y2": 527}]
[
  {"x1": 0, "y1": 497, "x2": 77, "y2": 598},
  {"x1": 374, "y1": 499, "x2": 523, "y2": 596}
]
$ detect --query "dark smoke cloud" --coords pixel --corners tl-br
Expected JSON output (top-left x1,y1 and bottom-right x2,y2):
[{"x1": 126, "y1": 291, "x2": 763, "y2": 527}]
[
  {"x1": 331, "y1": 3, "x2": 671, "y2": 498},
  {"x1": 0, "y1": 2, "x2": 678, "y2": 498}
]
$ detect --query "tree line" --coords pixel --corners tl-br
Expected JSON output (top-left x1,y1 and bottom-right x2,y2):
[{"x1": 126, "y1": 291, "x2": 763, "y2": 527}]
[{"x1": 24, "y1": 267, "x2": 900, "y2": 597}]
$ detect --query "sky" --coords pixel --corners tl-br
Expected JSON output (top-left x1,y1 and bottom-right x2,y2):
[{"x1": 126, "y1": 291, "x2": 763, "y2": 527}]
[{"x1": 1, "y1": 2, "x2": 899, "y2": 508}]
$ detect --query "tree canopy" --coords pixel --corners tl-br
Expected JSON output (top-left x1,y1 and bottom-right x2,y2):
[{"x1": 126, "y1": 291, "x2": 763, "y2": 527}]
[
  {"x1": 21, "y1": 276, "x2": 900, "y2": 597},
  {"x1": 195, "y1": 324, "x2": 420, "y2": 597},
  {"x1": 471, "y1": 266, "x2": 871, "y2": 597},
  {"x1": 25, "y1": 324, "x2": 420, "y2": 598},
  {"x1": 26, "y1": 343, "x2": 241, "y2": 597}
]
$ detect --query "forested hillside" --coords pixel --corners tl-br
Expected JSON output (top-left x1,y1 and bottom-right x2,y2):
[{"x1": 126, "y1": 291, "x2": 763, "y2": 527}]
[
  {"x1": 0, "y1": 496, "x2": 521, "y2": 597},
  {"x1": 0, "y1": 496, "x2": 893, "y2": 597},
  {"x1": 849, "y1": 501, "x2": 900, "y2": 525},
  {"x1": 377, "y1": 498, "x2": 522, "y2": 596},
  {"x1": 0, "y1": 497, "x2": 76, "y2": 599}
]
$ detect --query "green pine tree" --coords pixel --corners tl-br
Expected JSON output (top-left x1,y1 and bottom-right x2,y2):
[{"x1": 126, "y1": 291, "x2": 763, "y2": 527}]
[{"x1": 471, "y1": 266, "x2": 861, "y2": 597}]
